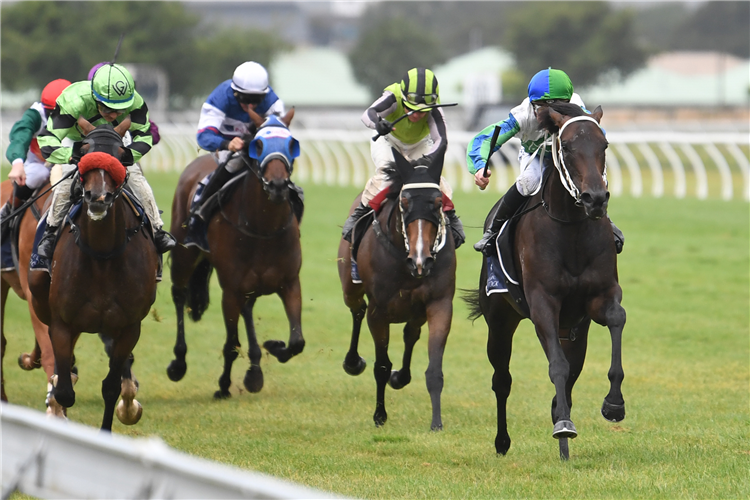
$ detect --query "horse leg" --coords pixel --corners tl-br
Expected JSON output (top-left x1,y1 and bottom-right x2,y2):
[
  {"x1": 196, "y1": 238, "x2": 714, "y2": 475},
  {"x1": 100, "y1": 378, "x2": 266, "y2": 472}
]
[
  {"x1": 552, "y1": 317, "x2": 592, "y2": 423},
  {"x1": 100, "y1": 325, "x2": 141, "y2": 432},
  {"x1": 589, "y1": 293, "x2": 627, "y2": 422},
  {"x1": 116, "y1": 351, "x2": 142, "y2": 425},
  {"x1": 240, "y1": 297, "x2": 263, "y2": 393},
  {"x1": 215, "y1": 291, "x2": 243, "y2": 399},
  {"x1": 485, "y1": 295, "x2": 522, "y2": 455},
  {"x1": 342, "y1": 300, "x2": 367, "y2": 376},
  {"x1": 424, "y1": 298, "x2": 453, "y2": 431},
  {"x1": 167, "y1": 282, "x2": 188, "y2": 381},
  {"x1": 528, "y1": 294, "x2": 577, "y2": 448},
  {"x1": 47, "y1": 320, "x2": 81, "y2": 412},
  {"x1": 367, "y1": 310, "x2": 391, "y2": 427},
  {"x1": 263, "y1": 277, "x2": 305, "y2": 363},
  {"x1": 389, "y1": 321, "x2": 421, "y2": 390},
  {"x1": 1, "y1": 276, "x2": 8, "y2": 401}
]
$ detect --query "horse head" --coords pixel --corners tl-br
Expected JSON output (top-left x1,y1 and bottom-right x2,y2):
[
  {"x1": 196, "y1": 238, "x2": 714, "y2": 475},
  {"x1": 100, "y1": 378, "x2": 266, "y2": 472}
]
[
  {"x1": 76, "y1": 116, "x2": 129, "y2": 220},
  {"x1": 389, "y1": 145, "x2": 447, "y2": 278},
  {"x1": 537, "y1": 103, "x2": 608, "y2": 220},
  {"x1": 246, "y1": 108, "x2": 299, "y2": 204}
]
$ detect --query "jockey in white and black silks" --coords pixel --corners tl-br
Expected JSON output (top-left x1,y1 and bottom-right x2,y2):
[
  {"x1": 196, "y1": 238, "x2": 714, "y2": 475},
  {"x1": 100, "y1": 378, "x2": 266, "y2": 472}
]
[
  {"x1": 189, "y1": 61, "x2": 286, "y2": 225},
  {"x1": 0, "y1": 79, "x2": 71, "y2": 252},
  {"x1": 342, "y1": 67, "x2": 465, "y2": 249},
  {"x1": 467, "y1": 67, "x2": 624, "y2": 253},
  {"x1": 36, "y1": 63, "x2": 176, "y2": 259}
]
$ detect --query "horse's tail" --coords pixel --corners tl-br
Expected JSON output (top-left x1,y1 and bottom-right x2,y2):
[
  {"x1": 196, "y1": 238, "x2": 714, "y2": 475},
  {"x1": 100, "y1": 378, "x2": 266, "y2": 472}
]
[
  {"x1": 187, "y1": 258, "x2": 213, "y2": 322},
  {"x1": 460, "y1": 287, "x2": 484, "y2": 322}
]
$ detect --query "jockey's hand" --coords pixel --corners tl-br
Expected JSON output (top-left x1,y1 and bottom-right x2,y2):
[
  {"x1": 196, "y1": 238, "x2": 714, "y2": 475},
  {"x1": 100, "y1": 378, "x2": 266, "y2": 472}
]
[
  {"x1": 375, "y1": 119, "x2": 393, "y2": 136},
  {"x1": 9, "y1": 159, "x2": 26, "y2": 186},
  {"x1": 228, "y1": 137, "x2": 245, "y2": 153},
  {"x1": 474, "y1": 168, "x2": 491, "y2": 190}
]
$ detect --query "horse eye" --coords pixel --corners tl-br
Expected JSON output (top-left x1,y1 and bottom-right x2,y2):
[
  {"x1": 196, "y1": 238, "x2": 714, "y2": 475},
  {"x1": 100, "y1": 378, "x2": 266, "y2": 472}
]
[
  {"x1": 255, "y1": 141, "x2": 263, "y2": 156},
  {"x1": 401, "y1": 196, "x2": 410, "y2": 209}
]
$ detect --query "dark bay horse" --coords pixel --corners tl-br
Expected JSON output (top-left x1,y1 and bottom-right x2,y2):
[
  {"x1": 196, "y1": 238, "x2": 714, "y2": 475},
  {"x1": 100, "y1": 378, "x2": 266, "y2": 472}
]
[
  {"x1": 465, "y1": 103, "x2": 626, "y2": 459},
  {"x1": 29, "y1": 116, "x2": 158, "y2": 431},
  {"x1": 0, "y1": 179, "x2": 61, "y2": 412},
  {"x1": 338, "y1": 146, "x2": 456, "y2": 430},
  {"x1": 168, "y1": 109, "x2": 305, "y2": 398}
]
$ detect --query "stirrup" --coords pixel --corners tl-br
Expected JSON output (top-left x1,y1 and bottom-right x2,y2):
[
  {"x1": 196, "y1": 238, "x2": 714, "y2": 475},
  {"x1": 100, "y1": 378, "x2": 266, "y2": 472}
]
[
  {"x1": 351, "y1": 259, "x2": 362, "y2": 284},
  {"x1": 473, "y1": 230, "x2": 495, "y2": 253}
]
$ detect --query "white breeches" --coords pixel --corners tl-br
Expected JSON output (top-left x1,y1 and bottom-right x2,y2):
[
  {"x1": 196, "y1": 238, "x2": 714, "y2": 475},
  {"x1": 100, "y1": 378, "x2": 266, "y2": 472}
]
[
  {"x1": 362, "y1": 134, "x2": 453, "y2": 206},
  {"x1": 24, "y1": 158, "x2": 50, "y2": 190},
  {"x1": 515, "y1": 150, "x2": 549, "y2": 196}
]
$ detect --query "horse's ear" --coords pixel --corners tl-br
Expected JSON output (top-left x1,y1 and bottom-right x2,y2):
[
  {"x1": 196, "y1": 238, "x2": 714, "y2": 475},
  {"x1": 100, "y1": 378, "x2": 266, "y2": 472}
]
[
  {"x1": 247, "y1": 107, "x2": 265, "y2": 128},
  {"x1": 548, "y1": 107, "x2": 567, "y2": 129},
  {"x1": 392, "y1": 148, "x2": 412, "y2": 182},
  {"x1": 115, "y1": 115, "x2": 131, "y2": 137},
  {"x1": 77, "y1": 115, "x2": 95, "y2": 136},
  {"x1": 427, "y1": 144, "x2": 446, "y2": 182},
  {"x1": 591, "y1": 105, "x2": 603, "y2": 123},
  {"x1": 281, "y1": 107, "x2": 295, "y2": 127}
]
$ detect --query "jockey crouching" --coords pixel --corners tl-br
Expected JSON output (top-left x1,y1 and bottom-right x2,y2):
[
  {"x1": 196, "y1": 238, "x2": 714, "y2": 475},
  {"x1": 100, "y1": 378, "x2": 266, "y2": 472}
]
[
  {"x1": 36, "y1": 63, "x2": 176, "y2": 259},
  {"x1": 187, "y1": 61, "x2": 286, "y2": 231},
  {"x1": 342, "y1": 67, "x2": 465, "y2": 248}
]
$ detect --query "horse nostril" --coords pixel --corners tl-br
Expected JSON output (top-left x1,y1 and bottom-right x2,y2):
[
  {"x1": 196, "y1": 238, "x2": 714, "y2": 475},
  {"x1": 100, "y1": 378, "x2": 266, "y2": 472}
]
[
  {"x1": 423, "y1": 256, "x2": 434, "y2": 272},
  {"x1": 580, "y1": 192, "x2": 593, "y2": 206},
  {"x1": 84, "y1": 191, "x2": 92, "y2": 203}
]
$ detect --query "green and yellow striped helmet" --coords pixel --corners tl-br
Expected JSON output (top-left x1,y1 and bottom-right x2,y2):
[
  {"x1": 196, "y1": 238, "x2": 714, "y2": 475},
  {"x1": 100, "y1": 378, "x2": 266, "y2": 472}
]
[{"x1": 400, "y1": 68, "x2": 440, "y2": 111}]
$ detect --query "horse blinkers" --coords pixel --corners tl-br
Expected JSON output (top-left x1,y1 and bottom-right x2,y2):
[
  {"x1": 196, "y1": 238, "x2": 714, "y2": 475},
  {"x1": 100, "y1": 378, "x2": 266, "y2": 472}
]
[{"x1": 399, "y1": 184, "x2": 444, "y2": 278}]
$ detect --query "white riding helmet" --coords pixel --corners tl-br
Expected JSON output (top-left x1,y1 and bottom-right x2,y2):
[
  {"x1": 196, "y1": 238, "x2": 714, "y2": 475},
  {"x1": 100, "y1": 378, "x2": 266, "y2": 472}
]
[{"x1": 231, "y1": 61, "x2": 269, "y2": 95}]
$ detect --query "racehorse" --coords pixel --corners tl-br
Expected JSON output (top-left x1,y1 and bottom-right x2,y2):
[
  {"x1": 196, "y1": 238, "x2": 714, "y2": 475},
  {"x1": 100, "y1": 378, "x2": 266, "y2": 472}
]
[
  {"x1": 28, "y1": 116, "x2": 158, "y2": 431},
  {"x1": 464, "y1": 102, "x2": 626, "y2": 459},
  {"x1": 0, "y1": 179, "x2": 66, "y2": 414},
  {"x1": 167, "y1": 108, "x2": 305, "y2": 398},
  {"x1": 338, "y1": 145, "x2": 456, "y2": 430}
]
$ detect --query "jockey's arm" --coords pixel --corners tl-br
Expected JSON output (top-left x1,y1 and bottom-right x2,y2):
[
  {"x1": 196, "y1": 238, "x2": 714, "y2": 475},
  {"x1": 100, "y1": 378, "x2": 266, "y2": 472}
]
[
  {"x1": 6, "y1": 107, "x2": 42, "y2": 165},
  {"x1": 466, "y1": 115, "x2": 521, "y2": 176},
  {"x1": 361, "y1": 91, "x2": 397, "y2": 130},
  {"x1": 122, "y1": 100, "x2": 153, "y2": 166}
]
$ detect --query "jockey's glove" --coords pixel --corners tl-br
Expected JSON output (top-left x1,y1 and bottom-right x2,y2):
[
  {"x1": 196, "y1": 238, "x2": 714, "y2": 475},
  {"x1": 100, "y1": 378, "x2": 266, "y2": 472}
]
[{"x1": 375, "y1": 119, "x2": 393, "y2": 136}]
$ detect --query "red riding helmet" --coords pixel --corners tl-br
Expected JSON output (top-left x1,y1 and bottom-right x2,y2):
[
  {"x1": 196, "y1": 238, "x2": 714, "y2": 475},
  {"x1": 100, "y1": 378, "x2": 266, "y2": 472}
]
[{"x1": 41, "y1": 79, "x2": 72, "y2": 110}]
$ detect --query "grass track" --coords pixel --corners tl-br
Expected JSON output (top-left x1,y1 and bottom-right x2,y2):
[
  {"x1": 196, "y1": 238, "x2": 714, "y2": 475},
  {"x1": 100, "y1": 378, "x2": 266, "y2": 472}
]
[{"x1": 3, "y1": 171, "x2": 748, "y2": 499}]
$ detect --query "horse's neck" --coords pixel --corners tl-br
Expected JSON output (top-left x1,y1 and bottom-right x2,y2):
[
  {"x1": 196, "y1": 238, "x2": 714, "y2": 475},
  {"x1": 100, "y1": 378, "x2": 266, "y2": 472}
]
[
  {"x1": 238, "y1": 173, "x2": 291, "y2": 228},
  {"x1": 381, "y1": 199, "x2": 404, "y2": 247}
]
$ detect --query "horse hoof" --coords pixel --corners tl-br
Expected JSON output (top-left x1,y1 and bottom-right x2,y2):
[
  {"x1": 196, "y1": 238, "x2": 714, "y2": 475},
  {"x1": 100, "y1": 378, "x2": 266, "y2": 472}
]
[
  {"x1": 116, "y1": 399, "x2": 143, "y2": 425},
  {"x1": 430, "y1": 423, "x2": 443, "y2": 432},
  {"x1": 601, "y1": 400, "x2": 626, "y2": 422},
  {"x1": 342, "y1": 356, "x2": 366, "y2": 376},
  {"x1": 243, "y1": 366, "x2": 264, "y2": 393},
  {"x1": 46, "y1": 397, "x2": 67, "y2": 419},
  {"x1": 373, "y1": 411, "x2": 387, "y2": 427},
  {"x1": 552, "y1": 420, "x2": 577, "y2": 439},
  {"x1": 18, "y1": 353, "x2": 41, "y2": 371},
  {"x1": 263, "y1": 340, "x2": 292, "y2": 363},
  {"x1": 388, "y1": 370, "x2": 410, "y2": 390},
  {"x1": 167, "y1": 359, "x2": 187, "y2": 382},
  {"x1": 213, "y1": 389, "x2": 231, "y2": 400},
  {"x1": 495, "y1": 434, "x2": 511, "y2": 455}
]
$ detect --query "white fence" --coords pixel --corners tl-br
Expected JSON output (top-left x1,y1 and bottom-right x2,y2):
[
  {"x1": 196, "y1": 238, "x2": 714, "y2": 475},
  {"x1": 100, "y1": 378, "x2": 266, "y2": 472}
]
[
  {"x1": 140, "y1": 127, "x2": 750, "y2": 202},
  {"x1": 1, "y1": 403, "x2": 338, "y2": 499}
]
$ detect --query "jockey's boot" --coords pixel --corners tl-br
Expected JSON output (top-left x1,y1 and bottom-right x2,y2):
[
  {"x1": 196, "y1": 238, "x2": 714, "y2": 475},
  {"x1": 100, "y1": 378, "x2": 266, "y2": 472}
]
[
  {"x1": 154, "y1": 228, "x2": 177, "y2": 254},
  {"x1": 611, "y1": 220, "x2": 624, "y2": 254},
  {"x1": 342, "y1": 203, "x2": 372, "y2": 243},
  {"x1": 0, "y1": 202, "x2": 12, "y2": 242},
  {"x1": 37, "y1": 225, "x2": 58, "y2": 259},
  {"x1": 192, "y1": 163, "x2": 234, "y2": 222},
  {"x1": 444, "y1": 210, "x2": 465, "y2": 249},
  {"x1": 0, "y1": 183, "x2": 33, "y2": 242},
  {"x1": 473, "y1": 183, "x2": 527, "y2": 253}
]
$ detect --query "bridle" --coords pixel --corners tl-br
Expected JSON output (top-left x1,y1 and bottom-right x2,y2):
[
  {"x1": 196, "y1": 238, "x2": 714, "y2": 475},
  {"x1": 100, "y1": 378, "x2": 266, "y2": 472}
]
[
  {"x1": 396, "y1": 182, "x2": 447, "y2": 258},
  {"x1": 550, "y1": 115, "x2": 607, "y2": 204}
]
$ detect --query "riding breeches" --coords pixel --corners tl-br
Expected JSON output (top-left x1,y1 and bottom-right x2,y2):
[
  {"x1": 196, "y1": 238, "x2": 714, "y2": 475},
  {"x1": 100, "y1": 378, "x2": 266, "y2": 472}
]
[
  {"x1": 515, "y1": 150, "x2": 551, "y2": 196},
  {"x1": 47, "y1": 164, "x2": 164, "y2": 230},
  {"x1": 23, "y1": 156, "x2": 51, "y2": 190},
  {"x1": 362, "y1": 134, "x2": 453, "y2": 206},
  {"x1": 213, "y1": 151, "x2": 246, "y2": 174}
]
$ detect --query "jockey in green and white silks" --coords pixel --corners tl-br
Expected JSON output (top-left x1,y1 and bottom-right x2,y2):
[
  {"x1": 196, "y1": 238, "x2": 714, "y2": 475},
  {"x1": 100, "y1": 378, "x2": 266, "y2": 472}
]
[
  {"x1": 36, "y1": 63, "x2": 176, "y2": 259},
  {"x1": 343, "y1": 67, "x2": 465, "y2": 249},
  {"x1": 467, "y1": 67, "x2": 623, "y2": 253}
]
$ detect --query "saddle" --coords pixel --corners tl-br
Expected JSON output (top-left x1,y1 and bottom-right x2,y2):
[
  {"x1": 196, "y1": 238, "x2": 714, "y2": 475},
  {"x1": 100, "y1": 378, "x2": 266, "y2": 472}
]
[
  {"x1": 485, "y1": 198, "x2": 532, "y2": 318},
  {"x1": 1, "y1": 186, "x2": 47, "y2": 272}
]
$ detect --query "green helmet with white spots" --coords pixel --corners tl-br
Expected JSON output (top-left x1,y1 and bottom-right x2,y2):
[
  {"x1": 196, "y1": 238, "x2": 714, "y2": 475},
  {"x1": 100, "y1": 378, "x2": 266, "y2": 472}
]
[
  {"x1": 400, "y1": 67, "x2": 440, "y2": 111},
  {"x1": 91, "y1": 63, "x2": 135, "y2": 110}
]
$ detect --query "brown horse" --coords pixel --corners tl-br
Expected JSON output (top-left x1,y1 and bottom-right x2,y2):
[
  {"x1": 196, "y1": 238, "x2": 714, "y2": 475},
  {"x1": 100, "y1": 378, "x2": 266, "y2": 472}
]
[
  {"x1": 464, "y1": 102, "x2": 626, "y2": 460},
  {"x1": 167, "y1": 109, "x2": 305, "y2": 398},
  {"x1": 0, "y1": 179, "x2": 64, "y2": 412},
  {"x1": 338, "y1": 145, "x2": 456, "y2": 430},
  {"x1": 29, "y1": 116, "x2": 158, "y2": 431}
]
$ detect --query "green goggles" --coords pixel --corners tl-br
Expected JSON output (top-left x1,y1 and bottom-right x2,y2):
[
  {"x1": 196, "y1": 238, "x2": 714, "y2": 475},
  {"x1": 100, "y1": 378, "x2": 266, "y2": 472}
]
[
  {"x1": 96, "y1": 101, "x2": 123, "y2": 115},
  {"x1": 404, "y1": 92, "x2": 438, "y2": 106}
]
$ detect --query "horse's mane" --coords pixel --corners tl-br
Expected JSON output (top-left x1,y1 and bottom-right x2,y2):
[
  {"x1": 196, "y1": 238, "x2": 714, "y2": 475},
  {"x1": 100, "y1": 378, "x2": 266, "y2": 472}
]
[{"x1": 536, "y1": 102, "x2": 590, "y2": 134}]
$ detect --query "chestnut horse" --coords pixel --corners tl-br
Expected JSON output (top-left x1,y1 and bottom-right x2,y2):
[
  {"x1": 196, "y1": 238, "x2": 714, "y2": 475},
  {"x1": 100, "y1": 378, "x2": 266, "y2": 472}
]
[
  {"x1": 464, "y1": 103, "x2": 626, "y2": 459},
  {"x1": 0, "y1": 179, "x2": 66, "y2": 413},
  {"x1": 338, "y1": 145, "x2": 456, "y2": 431},
  {"x1": 29, "y1": 116, "x2": 158, "y2": 431},
  {"x1": 167, "y1": 109, "x2": 305, "y2": 398}
]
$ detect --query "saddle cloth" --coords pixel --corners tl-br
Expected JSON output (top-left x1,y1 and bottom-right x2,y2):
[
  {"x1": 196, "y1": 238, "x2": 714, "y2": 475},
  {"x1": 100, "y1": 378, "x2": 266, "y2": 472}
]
[{"x1": 485, "y1": 215, "x2": 531, "y2": 318}]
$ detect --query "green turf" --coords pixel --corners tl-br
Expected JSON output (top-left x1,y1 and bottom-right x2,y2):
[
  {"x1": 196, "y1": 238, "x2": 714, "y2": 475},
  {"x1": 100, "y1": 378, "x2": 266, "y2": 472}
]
[{"x1": 3, "y1": 171, "x2": 748, "y2": 499}]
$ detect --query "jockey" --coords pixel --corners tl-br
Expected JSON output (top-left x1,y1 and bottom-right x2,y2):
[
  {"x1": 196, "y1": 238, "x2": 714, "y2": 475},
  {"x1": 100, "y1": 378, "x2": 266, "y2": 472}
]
[
  {"x1": 189, "y1": 61, "x2": 285, "y2": 225},
  {"x1": 467, "y1": 67, "x2": 624, "y2": 253},
  {"x1": 342, "y1": 67, "x2": 465, "y2": 248},
  {"x1": 36, "y1": 63, "x2": 176, "y2": 259},
  {"x1": 88, "y1": 62, "x2": 161, "y2": 146},
  {"x1": 0, "y1": 79, "x2": 71, "y2": 242}
]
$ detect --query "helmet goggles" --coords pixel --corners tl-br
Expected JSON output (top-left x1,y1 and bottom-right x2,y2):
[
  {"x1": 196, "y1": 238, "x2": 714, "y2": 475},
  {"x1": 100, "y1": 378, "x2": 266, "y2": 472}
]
[
  {"x1": 404, "y1": 92, "x2": 438, "y2": 108},
  {"x1": 234, "y1": 91, "x2": 264, "y2": 106}
]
